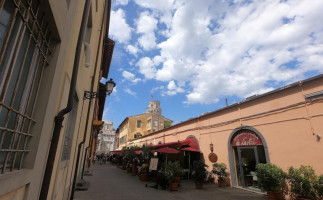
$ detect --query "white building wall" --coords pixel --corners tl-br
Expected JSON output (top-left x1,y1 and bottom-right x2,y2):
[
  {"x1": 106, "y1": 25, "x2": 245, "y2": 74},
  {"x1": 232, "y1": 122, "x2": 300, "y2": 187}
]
[{"x1": 97, "y1": 121, "x2": 116, "y2": 154}]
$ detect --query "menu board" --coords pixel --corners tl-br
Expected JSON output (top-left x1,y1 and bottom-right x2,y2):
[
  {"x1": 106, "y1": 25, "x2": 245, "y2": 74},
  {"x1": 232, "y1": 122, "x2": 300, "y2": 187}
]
[{"x1": 149, "y1": 158, "x2": 158, "y2": 171}]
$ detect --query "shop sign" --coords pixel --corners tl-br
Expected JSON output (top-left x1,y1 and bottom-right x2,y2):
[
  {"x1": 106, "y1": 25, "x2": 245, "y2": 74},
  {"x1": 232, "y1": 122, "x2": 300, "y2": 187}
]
[
  {"x1": 208, "y1": 153, "x2": 218, "y2": 163},
  {"x1": 232, "y1": 132, "x2": 263, "y2": 146}
]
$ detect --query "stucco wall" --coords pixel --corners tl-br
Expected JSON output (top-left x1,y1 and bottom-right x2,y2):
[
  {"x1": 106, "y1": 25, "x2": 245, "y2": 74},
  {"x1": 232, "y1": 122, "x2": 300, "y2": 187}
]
[
  {"x1": 0, "y1": 0, "x2": 107, "y2": 199},
  {"x1": 132, "y1": 76, "x2": 323, "y2": 181}
]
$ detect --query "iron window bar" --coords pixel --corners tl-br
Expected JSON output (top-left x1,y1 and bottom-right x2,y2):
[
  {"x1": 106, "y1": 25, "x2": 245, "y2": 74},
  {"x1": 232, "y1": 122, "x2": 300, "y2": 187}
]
[{"x1": 0, "y1": 0, "x2": 52, "y2": 173}]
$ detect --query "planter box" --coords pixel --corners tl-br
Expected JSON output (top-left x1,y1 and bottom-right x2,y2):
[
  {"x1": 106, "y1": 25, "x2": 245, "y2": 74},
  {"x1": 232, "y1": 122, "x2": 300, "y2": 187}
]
[{"x1": 140, "y1": 174, "x2": 148, "y2": 181}]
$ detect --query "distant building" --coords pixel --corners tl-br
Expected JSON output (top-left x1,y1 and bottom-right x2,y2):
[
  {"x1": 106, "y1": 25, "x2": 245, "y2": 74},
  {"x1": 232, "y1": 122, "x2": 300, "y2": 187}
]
[
  {"x1": 97, "y1": 121, "x2": 116, "y2": 153},
  {"x1": 116, "y1": 101, "x2": 172, "y2": 149}
]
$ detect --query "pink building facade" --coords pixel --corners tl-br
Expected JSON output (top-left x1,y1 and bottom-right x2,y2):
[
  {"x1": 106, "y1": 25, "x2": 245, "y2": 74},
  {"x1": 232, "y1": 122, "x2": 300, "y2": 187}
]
[{"x1": 130, "y1": 74, "x2": 323, "y2": 190}]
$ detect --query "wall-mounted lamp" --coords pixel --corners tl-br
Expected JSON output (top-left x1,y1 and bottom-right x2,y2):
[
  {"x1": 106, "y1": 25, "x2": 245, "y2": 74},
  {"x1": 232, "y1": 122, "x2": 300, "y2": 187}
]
[{"x1": 84, "y1": 78, "x2": 116, "y2": 99}]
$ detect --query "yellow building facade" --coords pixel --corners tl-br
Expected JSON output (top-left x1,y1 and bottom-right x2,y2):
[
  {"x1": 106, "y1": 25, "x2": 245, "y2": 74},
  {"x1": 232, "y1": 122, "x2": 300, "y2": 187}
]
[
  {"x1": 0, "y1": 0, "x2": 113, "y2": 199},
  {"x1": 117, "y1": 101, "x2": 172, "y2": 149}
]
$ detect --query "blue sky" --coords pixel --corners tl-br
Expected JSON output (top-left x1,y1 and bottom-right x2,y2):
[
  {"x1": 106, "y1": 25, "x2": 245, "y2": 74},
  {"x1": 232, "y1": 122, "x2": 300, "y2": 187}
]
[{"x1": 103, "y1": 0, "x2": 323, "y2": 129}]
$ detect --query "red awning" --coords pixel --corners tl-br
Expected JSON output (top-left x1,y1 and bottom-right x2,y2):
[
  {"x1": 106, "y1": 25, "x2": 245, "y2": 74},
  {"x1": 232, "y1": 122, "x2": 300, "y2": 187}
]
[
  {"x1": 152, "y1": 141, "x2": 181, "y2": 149},
  {"x1": 152, "y1": 137, "x2": 199, "y2": 150},
  {"x1": 135, "y1": 150, "x2": 141, "y2": 155},
  {"x1": 110, "y1": 150, "x2": 123, "y2": 156},
  {"x1": 181, "y1": 147, "x2": 200, "y2": 152},
  {"x1": 154, "y1": 147, "x2": 179, "y2": 154}
]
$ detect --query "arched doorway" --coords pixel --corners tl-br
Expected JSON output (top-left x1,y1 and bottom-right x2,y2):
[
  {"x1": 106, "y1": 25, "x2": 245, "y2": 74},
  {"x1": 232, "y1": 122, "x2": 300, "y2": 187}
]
[{"x1": 228, "y1": 126, "x2": 270, "y2": 190}]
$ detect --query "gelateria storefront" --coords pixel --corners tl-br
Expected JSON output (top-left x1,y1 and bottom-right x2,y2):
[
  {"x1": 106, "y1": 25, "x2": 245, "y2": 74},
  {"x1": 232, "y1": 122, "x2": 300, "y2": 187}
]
[{"x1": 228, "y1": 127, "x2": 270, "y2": 191}]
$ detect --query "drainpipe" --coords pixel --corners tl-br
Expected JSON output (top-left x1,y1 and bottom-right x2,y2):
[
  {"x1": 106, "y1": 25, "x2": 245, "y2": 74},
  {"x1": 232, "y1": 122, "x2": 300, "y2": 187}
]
[
  {"x1": 39, "y1": 0, "x2": 92, "y2": 199},
  {"x1": 70, "y1": 0, "x2": 110, "y2": 199}
]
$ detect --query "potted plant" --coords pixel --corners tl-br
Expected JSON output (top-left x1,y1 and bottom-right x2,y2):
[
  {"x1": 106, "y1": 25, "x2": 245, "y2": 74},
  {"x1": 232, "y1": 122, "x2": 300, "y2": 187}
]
[
  {"x1": 288, "y1": 165, "x2": 316, "y2": 200},
  {"x1": 139, "y1": 163, "x2": 149, "y2": 181},
  {"x1": 212, "y1": 163, "x2": 229, "y2": 187},
  {"x1": 256, "y1": 163, "x2": 286, "y2": 200},
  {"x1": 164, "y1": 161, "x2": 182, "y2": 191},
  {"x1": 156, "y1": 170, "x2": 168, "y2": 190},
  {"x1": 192, "y1": 160, "x2": 208, "y2": 189},
  {"x1": 131, "y1": 159, "x2": 138, "y2": 176},
  {"x1": 140, "y1": 145, "x2": 152, "y2": 163},
  {"x1": 313, "y1": 175, "x2": 323, "y2": 199}
]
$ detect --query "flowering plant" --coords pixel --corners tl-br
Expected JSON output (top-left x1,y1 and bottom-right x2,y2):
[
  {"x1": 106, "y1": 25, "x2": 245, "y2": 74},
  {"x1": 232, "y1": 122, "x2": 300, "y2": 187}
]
[{"x1": 140, "y1": 163, "x2": 148, "y2": 174}]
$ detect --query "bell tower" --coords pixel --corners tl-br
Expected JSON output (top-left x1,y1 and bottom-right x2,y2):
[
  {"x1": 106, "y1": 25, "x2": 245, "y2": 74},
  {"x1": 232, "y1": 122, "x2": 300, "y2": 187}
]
[{"x1": 146, "y1": 101, "x2": 161, "y2": 114}]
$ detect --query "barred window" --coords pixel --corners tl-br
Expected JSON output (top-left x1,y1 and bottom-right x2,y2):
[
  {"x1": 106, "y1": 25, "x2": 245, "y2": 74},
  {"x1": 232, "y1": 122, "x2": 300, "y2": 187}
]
[{"x1": 0, "y1": 0, "x2": 52, "y2": 173}]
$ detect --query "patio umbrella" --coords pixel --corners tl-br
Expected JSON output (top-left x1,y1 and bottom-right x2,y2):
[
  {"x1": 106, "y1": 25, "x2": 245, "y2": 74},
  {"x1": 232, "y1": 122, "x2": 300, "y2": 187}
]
[{"x1": 154, "y1": 147, "x2": 179, "y2": 163}]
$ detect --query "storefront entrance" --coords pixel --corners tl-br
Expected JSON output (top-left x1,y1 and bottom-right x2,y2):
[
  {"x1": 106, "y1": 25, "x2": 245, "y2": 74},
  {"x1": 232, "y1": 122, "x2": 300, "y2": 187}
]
[{"x1": 228, "y1": 128, "x2": 269, "y2": 191}]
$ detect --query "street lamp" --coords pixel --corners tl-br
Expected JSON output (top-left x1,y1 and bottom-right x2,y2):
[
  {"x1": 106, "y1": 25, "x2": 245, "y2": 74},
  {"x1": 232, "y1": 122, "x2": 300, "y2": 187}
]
[{"x1": 84, "y1": 78, "x2": 116, "y2": 99}]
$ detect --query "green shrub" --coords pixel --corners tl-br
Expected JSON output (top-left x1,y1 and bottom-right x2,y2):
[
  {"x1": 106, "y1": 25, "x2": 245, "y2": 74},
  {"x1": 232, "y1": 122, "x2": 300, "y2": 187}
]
[
  {"x1": 313, "y1": 175, "x2": 323, "y2": 198},
  {"x1": 288, "y1": 165, "x2": 316, "y2": 198},
  {"x1": 192, "y1": 160, "x2": 208, "y2": 183},
  {"x1": 164, "y1": 161, "x2": 182, "y2": 182},
  {"x1": 256, "y1": 163, "x2": 286, "y2": 192},
  {"x1": 212, "y1": 163, "x2": 229, "y2": 181}
]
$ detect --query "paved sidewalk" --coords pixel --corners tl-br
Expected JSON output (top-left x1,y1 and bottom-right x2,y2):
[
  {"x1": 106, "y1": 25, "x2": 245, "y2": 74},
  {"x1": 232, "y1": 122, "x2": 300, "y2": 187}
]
[{"x1": 74, "y1": 163, "x2": 267, "y2": 200}]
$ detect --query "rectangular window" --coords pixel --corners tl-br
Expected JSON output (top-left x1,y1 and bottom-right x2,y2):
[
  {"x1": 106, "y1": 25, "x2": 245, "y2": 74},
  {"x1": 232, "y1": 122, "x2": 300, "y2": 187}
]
[
  {"x1": 147, "y1": 120, "x2": 151, "y2": 128},
  {"x1": 137, "y1": 120, "x2": 141, "y2": 128},
  {"x1": 153, "y1": 120, "x2": 158, "y2": 127},
  {"x1": 0, "y1": 0, "x2": 52, "y2": 173},
  {"x1": 61, "y1": 94, "x2": 78, "y2": 161}
]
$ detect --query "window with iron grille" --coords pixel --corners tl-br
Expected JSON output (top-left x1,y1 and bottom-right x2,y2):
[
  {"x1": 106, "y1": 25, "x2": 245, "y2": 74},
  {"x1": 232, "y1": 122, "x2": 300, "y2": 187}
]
[{"x1": 0, "y1": 0, "x2": 52, "y2": 173}]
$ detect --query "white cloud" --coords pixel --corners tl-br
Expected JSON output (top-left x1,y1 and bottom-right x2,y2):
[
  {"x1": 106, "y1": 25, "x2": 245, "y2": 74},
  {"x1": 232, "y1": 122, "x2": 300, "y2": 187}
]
[
  {"x1": 136, "y1": 57, "x2": 157, "y2": 79},
  {"x1": 134, "y1": 0, "x2": 176, "y2": 27},
  {"x1": 166, "y1": 80, "x2": 184, "y2": 96},
  {"x1": 124, "y1": 88, "x2": 137, "y2": 96},
  {"x1": 151, "y1": 86, "x2": 165, "y2": 93},
  {"x1": 122, "y1": 71, "x2": 141, "y2": 83},
  {"x1": 130, "y1": 0, "x2": 323, "y2": 104},
  {"x1": 138, "y1": 33, "x2": 156, "y2": 50},
  {"x1": 110, "y1": 9, "x2": 132, "y2": 44},
  {"x1": 136, "y1": 12, "x2": 158, "y2": 50},
  {"x1": 126, "y1": 45, "x2": 139, "y2": 56},
  {"x1": 115, "y1": 0, "x2": 128, "y2": 6}
]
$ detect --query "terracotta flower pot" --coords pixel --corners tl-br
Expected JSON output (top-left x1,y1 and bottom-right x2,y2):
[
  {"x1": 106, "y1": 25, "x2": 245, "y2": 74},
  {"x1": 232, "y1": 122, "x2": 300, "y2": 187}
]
[
  {"x1": 195, "y1": 181, "x2": 203, "y2": 189},
  {"x1": 267, "y1": 191, "x2": 282, "y2": 200},
  {"x1": 140, "y1": 173, "x2": 148, "y2": 181},
  {"x1": 218, "y1": 179, "x2": 227, "y2": 187},
  {"x1": 132, "y1": 169, "x2": 137, "y2": 176},
  {"x1": 170, "y1": 182, "x2": 179, "y2": 191}
]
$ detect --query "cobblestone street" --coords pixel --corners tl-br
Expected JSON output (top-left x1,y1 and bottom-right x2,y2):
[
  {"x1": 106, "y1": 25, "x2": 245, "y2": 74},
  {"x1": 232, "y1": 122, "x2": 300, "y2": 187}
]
[{"x1": 74, "y1": 163, "x2": 267, "y2": 200}]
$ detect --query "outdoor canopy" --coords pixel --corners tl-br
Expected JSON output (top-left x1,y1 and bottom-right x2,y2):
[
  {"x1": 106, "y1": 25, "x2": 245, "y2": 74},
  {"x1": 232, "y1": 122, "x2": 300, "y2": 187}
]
[
  {"x1": 181, "y1": 147, "x2": 200, "y2": 152},
  {"x1": 153, "y1": 147, "x2": 180, "y2": 154},
  {"x1": 152, "y1": 137, "x2": 199, "y2": 151}
]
